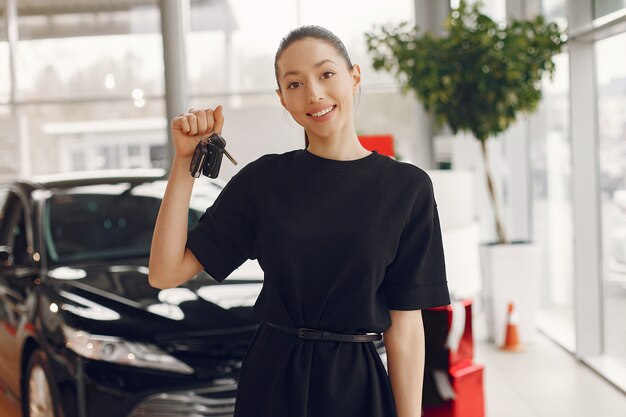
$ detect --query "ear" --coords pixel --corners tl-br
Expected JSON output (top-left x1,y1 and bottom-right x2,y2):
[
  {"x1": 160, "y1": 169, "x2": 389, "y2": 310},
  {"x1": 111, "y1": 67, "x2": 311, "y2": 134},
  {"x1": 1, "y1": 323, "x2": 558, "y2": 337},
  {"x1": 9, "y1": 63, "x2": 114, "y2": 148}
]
[
  {"x1": 275, "y1": 88, "x2": 286, "y2": 108},
  {"x1": 351, "y1": 64, "x2": 361, "y2": 94}
]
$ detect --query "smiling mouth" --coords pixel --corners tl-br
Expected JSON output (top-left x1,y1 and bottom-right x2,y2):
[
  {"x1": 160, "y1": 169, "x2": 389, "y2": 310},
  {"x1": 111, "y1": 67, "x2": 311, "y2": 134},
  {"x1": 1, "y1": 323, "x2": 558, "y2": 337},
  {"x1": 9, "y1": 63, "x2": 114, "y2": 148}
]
[{"x1": 307, "y1": 105, "x2": 337, "y2": 117}]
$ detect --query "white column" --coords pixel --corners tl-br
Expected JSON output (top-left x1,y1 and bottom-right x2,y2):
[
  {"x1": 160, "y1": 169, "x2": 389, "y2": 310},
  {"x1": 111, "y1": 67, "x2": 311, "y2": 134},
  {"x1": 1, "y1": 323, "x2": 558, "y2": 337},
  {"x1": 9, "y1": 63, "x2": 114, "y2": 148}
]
[
  {"x1": 412, "y1": 0, "x2": 450, "y2": 169},
  {"x1": 567, "y1": 0, "x2": 603, "y2": 358},
  {"x1": 160, "y1": 0, "x2": 190, "y2": 173},
  {"x1": 6, "y1": 0, "x2": 31, "y2": 178},
  {"x1": 503, "y1": 0, "x2": 533, "y2": 242}
]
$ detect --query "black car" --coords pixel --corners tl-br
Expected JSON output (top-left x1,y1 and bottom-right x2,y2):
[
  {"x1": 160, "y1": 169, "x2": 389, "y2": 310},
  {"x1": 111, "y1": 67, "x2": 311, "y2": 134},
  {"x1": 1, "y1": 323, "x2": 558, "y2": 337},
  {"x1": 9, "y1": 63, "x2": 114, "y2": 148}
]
[{"x1": 0, "y1": 169, "x2": 389, "y2": 417}]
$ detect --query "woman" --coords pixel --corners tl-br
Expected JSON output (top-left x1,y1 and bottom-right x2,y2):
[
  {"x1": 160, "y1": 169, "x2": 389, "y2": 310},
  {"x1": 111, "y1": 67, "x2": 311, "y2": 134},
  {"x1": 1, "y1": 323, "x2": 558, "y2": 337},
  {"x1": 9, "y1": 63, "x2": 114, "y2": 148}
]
[{"x1": 149, "y1": 25, "x2": 451, "y2": 417}]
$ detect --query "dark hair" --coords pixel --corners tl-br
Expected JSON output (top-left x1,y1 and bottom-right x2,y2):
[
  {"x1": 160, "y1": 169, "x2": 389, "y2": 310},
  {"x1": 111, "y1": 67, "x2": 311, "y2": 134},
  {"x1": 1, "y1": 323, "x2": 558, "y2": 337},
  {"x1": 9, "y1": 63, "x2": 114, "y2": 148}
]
[{"x1": 274, "y1": 25, "x2": 360, "y2": 149}]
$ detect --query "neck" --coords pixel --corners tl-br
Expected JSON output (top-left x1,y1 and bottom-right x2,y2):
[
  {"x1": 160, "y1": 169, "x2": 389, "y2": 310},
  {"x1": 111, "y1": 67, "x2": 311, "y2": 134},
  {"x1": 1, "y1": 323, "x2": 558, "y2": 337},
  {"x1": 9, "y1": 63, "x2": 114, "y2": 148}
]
[{"x1": 305, "y1": 120, "x2": 371, "y2": 161}]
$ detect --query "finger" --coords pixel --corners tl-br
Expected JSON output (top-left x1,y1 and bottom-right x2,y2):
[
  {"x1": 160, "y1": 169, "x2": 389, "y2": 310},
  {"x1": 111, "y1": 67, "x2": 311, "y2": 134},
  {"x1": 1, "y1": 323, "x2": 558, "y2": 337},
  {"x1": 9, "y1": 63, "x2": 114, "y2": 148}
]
[
  {"x1": 171, "y1": 116, "x2": 190, "y2": 134},
  {"x1": 187, "y1": 113, "x2": 198, "y2": 136},
  {"x1": 204, "y1": 108, "x2": 215, "y2": 136},
  {"x1": 212, "y1": 105, "x2": 224, "y2": 135},
  {"x1": 194, "y1": 109, "x2": 208, "y2": 136}
]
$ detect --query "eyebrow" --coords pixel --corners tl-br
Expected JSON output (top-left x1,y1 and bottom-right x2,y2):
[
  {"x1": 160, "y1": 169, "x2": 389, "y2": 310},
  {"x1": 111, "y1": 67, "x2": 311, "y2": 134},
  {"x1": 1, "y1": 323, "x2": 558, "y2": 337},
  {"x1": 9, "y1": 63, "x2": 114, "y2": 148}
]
[{"x1": 282, "y1": 59, "x2": 338, "y2": 80}]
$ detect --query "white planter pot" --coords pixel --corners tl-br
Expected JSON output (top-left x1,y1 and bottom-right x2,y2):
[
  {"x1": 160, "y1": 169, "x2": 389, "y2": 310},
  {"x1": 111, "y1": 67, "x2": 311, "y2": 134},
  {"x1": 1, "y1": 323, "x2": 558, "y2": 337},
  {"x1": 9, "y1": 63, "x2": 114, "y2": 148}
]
[{"x1": 479, "y1": 241, "x2": 542, "y2": 347}]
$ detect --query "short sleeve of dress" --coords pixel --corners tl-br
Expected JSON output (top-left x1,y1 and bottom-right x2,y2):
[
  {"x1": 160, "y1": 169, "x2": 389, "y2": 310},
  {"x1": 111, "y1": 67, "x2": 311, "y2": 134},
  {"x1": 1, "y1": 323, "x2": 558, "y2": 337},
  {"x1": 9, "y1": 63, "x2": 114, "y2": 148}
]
[
  {"x1": 382, "y1": 172, "x2": 451, "y2": 310},
  {"x1": 185, "y1": 164, "x2": 257, "y2": 283}
]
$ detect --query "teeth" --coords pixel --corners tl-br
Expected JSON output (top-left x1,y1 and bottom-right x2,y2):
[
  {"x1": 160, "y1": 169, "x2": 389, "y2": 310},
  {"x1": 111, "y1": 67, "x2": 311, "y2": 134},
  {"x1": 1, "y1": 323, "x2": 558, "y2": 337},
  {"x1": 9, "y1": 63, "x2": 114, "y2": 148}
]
[{"x1": 310, "y1": 105, "x2": 335, "y2": 117}]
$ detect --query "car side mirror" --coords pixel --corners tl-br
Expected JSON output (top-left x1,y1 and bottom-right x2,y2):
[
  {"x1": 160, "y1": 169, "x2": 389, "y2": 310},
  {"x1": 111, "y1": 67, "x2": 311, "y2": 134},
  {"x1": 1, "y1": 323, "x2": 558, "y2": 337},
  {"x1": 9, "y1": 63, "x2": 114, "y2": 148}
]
[{"x1": 0, "y1": 246, "x2": 14, "y2": 266}]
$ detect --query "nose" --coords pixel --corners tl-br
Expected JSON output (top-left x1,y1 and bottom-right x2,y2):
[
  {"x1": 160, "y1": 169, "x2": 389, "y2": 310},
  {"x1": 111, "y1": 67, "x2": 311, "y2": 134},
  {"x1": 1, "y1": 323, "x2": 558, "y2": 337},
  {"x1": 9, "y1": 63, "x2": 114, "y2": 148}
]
[{"x1": 306, "y1": 80, "x2": 323, "y2": 103}]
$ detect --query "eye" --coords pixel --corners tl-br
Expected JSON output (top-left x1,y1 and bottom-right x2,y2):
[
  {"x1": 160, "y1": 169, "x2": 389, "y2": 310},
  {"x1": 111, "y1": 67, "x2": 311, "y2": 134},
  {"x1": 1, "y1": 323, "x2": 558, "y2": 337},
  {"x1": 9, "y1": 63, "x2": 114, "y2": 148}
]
[{"x1": 286, "y1": 71, "x2": 335, "y2": 90}]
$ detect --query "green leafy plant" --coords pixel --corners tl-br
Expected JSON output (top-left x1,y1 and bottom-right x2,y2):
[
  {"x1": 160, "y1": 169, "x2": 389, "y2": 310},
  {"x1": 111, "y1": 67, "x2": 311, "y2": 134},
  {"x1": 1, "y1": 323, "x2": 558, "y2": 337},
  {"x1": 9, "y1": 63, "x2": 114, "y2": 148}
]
[{"x1": 365, "y1": 0, "x2": 566, "y2": 244}]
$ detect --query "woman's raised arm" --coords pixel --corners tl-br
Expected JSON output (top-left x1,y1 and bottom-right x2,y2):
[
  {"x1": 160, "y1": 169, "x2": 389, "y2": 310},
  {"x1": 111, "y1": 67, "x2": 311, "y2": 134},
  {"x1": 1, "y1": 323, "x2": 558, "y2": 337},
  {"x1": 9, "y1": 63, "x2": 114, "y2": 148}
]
[{"x1": 148, "y1": 106, "x2": 224, "y2": 289}]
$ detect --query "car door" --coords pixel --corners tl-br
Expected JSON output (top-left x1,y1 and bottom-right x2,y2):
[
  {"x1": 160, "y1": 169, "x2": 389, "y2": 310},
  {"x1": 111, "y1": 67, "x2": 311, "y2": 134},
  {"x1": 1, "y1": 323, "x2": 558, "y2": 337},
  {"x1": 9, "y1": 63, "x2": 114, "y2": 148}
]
[{"x1": 0, "y1": 188, "x2": 38, "y2": 396}]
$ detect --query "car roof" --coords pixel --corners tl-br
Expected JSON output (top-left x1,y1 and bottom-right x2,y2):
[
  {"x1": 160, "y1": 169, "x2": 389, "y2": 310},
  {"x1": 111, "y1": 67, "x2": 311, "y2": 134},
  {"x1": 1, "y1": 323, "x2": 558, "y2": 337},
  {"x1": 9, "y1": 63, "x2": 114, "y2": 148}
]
[{"x1": 9, "y1": 169, "x2": 168, "y2": 192}]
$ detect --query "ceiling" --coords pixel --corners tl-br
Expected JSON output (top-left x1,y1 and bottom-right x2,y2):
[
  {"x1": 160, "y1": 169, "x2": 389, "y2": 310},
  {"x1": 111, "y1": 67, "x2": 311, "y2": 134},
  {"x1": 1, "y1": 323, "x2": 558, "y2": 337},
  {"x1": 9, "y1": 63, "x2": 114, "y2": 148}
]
[
  {"x1": 0, "y1": 0, "x2": 238, "y2": 39},
  {"x1": 2, "y1": 0, "x2": 159, "y2": 16}
]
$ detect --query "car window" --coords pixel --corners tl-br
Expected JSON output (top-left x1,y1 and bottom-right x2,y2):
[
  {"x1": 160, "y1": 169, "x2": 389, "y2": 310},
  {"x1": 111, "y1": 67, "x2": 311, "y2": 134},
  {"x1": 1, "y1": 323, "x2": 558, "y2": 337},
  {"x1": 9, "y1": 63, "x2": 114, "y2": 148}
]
[
  {"x1": 0, "y1": 189, "x2": 7, "y2": 211},
  {"x1": 0, "y1": 191, "x2": 31, "y2": 266},
  {"x1": 12, "y1": 204, "x2": 30, "y2": 265},
  {"x1": 0, "y1": 188, "x2": 8, "y2": 235},
  {"x1": 44, "y1": 181, "x2": 210, "y2": 265},
  {"x1": 0, "y1": 188, "x2": 10, "y2": 262}
]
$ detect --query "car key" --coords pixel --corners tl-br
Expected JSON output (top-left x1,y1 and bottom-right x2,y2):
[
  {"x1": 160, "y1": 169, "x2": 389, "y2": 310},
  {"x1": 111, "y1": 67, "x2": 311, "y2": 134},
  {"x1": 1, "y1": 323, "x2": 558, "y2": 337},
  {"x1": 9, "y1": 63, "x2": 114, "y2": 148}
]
[
  {"x1": 202, "y1": 140, "x2": 224, "y2": 178},
  {"x1": 189, "y1": 133, "x2": 238, "y2": 178},
  {"x1": 207, "y1": 133, "x2": 238, "y2": 166},
  {"x1": 189, "y1": 141, "x2": 209, "y2": 178},
  {"x1": 209, "y1": 133, "x2": 237, "y2": 165},
  {"x1": 222, "y1": 148, "x2": 237, "y2": 165}
]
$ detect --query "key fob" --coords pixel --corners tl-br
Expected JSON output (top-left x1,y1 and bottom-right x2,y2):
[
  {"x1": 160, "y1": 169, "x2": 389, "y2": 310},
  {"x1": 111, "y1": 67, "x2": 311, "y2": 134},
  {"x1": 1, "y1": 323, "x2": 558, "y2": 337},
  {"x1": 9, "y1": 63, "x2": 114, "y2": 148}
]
[
  {"x1": 189, "y1": 141, "x2": 208, "y2": 178},
  {"x1": 202, "y1": 141, "x2": 224, "y2": 178},
  {"x1": 207, "y1": 133, "x2": 226, "y2": 148},
  {"x1": 210, "y1": 133, "x2": 238, "y2": 165}
]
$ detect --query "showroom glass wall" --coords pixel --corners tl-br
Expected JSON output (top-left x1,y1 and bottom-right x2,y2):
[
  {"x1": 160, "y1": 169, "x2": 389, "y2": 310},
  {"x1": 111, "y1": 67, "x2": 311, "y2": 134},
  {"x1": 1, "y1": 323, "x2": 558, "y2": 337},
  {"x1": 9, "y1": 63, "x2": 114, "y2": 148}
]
[
  {"x1": 455, "y1": 0, "x2": 578, "y2": 352},
  {"x1": 570, "y1": 0, "x2": 626, "y2": 390},
  {"x1": 529, "y1": 0, "x2": 576, "y2": 351},
  {"x1": 1, "y1": 0, "x2": 422, "y2": 180},
  {"x1": 453, "y1": 0, "x2": 626, "y2": 390},
  {"x1": 526, "y1": 0, "x2": 626, "y2": 389},
  {"x1": 1, "y1": 2, "x2": 168, "y2": 178},
  {"x1": 0, "y1": 44, "x2": 7, "y2": 103},
  {"x1": 596, "y1": 31, "x2": 626, "y2": 369}
]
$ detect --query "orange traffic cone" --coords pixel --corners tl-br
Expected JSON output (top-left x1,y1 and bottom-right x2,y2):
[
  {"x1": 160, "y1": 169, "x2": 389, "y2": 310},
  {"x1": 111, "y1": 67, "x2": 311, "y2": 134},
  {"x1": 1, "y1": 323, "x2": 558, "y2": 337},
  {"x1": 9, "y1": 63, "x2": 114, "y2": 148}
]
[{"x1": 500, "y1": 301, "x2": 524, "y2": 352}]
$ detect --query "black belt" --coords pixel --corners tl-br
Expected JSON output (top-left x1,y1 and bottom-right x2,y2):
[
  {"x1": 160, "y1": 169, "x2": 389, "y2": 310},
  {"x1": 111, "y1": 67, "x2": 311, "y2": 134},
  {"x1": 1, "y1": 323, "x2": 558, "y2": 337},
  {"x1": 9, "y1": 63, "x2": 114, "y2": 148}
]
[{"x1": 265, "y1": 321, "x2": 382, "y2": 342}]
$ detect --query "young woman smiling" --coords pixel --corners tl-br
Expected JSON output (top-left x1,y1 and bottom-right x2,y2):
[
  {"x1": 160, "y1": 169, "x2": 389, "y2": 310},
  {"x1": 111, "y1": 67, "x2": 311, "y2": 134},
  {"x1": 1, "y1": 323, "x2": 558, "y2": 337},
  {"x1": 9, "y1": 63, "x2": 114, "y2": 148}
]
[{"x1": 149, "y1": 25, "x2": 450, "y2": 417}]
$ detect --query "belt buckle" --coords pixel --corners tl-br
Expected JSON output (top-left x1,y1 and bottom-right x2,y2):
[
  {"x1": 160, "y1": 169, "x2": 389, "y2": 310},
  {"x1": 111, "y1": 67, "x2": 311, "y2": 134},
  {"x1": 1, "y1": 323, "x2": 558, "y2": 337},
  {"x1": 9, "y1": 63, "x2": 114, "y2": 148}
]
[{"x1": 298, "y1": 327, "x2": 322, "y2": 340}]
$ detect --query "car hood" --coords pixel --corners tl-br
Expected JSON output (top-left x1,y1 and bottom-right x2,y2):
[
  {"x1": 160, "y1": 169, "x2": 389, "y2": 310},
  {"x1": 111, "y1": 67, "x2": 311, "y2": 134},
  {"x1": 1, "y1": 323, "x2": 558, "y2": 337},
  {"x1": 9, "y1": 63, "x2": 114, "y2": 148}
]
[{"x1": 44, "y1": 260, "x2": 265, "y2": 340}]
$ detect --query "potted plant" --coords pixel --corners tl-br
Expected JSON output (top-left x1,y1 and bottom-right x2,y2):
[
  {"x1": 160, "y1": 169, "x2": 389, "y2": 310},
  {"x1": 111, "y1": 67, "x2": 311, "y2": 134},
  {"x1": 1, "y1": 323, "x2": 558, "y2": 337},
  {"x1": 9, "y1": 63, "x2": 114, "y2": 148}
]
[{"x1": 365, "y1": 0, "x2": 566, "y2": 346}]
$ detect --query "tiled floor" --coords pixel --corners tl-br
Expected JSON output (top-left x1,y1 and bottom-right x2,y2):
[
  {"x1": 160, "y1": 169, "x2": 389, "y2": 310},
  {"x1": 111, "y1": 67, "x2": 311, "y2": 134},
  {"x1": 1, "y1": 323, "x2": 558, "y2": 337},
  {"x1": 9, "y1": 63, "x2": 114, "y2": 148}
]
[
  {"x1": 1, "y1": 321, "x2": 625, "y2": 417},
  {"x1": 474, "y1": 315, "x2": 626, "y2": 417}
]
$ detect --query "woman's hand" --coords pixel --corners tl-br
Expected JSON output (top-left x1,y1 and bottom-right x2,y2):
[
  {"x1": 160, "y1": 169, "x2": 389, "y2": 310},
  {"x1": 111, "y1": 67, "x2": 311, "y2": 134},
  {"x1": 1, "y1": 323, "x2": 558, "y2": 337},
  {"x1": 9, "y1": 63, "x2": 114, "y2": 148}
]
[{"x1": 170, "y1": 105, "x2": 224, "y2": 160}]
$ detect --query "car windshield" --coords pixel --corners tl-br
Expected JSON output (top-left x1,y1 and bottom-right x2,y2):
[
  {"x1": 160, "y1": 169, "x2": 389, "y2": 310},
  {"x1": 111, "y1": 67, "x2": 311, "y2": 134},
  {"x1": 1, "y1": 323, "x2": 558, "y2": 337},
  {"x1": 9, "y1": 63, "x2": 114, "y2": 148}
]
[{"x1": 43, "y1": 179, "x2": 223, "y2": 265}]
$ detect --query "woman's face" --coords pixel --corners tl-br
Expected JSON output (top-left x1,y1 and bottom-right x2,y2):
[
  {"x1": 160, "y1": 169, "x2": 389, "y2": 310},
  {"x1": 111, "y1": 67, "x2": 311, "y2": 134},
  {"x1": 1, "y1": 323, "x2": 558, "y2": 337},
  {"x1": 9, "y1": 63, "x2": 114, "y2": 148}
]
[{"x1": 275, "y1": 38, "x2": 360, "y2": 140}]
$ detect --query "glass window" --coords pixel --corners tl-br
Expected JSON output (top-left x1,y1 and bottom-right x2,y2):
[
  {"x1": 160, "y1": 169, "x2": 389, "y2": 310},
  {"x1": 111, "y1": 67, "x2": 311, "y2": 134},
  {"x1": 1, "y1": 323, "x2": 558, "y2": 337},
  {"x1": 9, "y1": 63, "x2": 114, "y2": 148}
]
[
  {"x1": 20, "y1": 98, "x2": 166, "y2": 175},
  {"x1": 450, "y1": 0, "x2": 506, "y2": 23},
  {"x1": 188, "y1": 0, "x2": 298, "y2": 96},
  {"x1": 2, "y1": 4, "x2": 167, "y2": 176},
  {"x1": 0, "y1": 43, "x2": 9, "y2": 103},
  {"x1": 15, "y1": 34, "x2": 164, "y2": 101},
  {"x1": 187, "y1": 31, "x2": 228, "y2": 95},
  {"x1": 9, "y1": 0, "x2": 420, "y2": 180},
  {"x1": 594, "y1": 0, "x2": 626, "y2": 19},
  {"x1": 71, "y1": 150, "x2": 87, "y2": 172},
  {"x1": 0, "y1": 2, "x2": 5, "y2": 42},
  {"x1": 596, "y1": 32, "x2": 626, "y2": 367},
  {"x1": 0, "y1": 0, "x2": 7, "y2": 101},
  {"x1": 530, "y1": 53, "x2": 575, "y2": 349},
  {"x1": 542, "y1": 0, "x2": 568, "y2": 32}
]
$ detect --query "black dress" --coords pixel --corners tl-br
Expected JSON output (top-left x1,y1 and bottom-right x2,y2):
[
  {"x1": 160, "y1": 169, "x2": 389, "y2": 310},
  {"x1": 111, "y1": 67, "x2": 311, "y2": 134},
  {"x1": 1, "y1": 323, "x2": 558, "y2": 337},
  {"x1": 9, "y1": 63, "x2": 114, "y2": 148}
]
[{"x1": 186, "y1": 148, "x2": 451, "y2": 417}]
